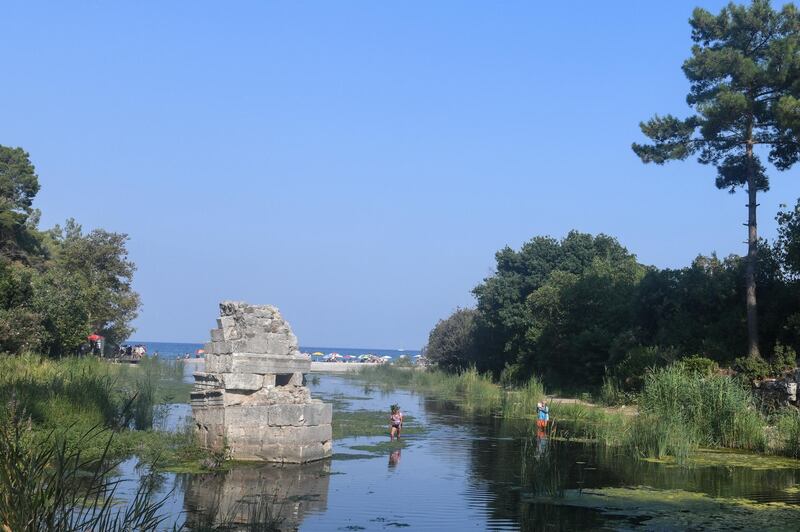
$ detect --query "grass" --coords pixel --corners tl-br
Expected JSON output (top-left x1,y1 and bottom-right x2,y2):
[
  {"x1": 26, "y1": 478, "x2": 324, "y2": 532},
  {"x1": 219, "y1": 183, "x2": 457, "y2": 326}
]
[
  {"x1": 773, "y1": 408, "x2": 800, "y2": 459},
  {"x1": 637, "y1": 365, "x2": 766, "y2": 452},
  {"x1": 351, "y1": 365, "x2": 544, "y2": 417},
  {"x1": 353, "y1": 361, "x2": 800, "y2": 462},
  {"x1": 0, "y1": 354, "x2": 208, "y2": 466},
  {"x1": 0, "y1": 404, "x2": 174, "y2": 531}
]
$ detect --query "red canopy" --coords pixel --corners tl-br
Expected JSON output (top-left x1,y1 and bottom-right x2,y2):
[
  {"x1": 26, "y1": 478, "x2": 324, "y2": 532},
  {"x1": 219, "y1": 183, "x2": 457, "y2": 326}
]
[{"x1": 87, "y1": 334, "x2": 102, "y2": 342}]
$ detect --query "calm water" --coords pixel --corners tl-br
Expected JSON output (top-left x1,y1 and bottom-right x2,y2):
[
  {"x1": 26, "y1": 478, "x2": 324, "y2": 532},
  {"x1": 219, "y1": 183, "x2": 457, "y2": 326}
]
[
  {"x1": 129, "y1": 341, "x2": 419, "y2": 360},
  {"x1": 119, "y1": 369, "x2": 800, "y2": 530}
]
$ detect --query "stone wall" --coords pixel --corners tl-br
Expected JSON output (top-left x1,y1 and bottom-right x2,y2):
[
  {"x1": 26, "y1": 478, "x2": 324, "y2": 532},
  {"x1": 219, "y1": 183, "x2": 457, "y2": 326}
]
[{"x1": 192, "y1": 302, "x2": 332, "y2": 463}]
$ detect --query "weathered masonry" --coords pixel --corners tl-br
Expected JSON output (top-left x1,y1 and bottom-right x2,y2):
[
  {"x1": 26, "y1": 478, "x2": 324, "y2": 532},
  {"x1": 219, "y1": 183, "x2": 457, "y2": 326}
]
[{"x1": 191, "y1": 302, "x2": 332, "y2": 463}]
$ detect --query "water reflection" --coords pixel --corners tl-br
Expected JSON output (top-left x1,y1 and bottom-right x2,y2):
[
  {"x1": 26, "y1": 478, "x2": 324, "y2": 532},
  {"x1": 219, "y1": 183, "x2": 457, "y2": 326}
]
[
  {"x1": 388, "y1": 449, "x2": 401, "y2": 469},
  {"x1": 113, "y1": 372, "x2": 800, "y2": 530},
  {"x1": 183, "y1": 461, "x2": 330, "y2": 530}
]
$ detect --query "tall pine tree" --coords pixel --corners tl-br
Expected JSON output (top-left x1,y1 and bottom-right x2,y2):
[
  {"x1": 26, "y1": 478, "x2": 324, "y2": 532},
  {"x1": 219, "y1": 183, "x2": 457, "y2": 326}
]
[{"x1": 633, "y1": 0, "x2": 800, "y2": 359}]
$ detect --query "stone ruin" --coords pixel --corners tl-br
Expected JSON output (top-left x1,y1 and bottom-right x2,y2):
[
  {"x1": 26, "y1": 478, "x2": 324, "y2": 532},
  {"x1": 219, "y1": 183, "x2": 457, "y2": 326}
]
[{"x1": 191, "y1": 302, "x2": 332, "y2": 463}]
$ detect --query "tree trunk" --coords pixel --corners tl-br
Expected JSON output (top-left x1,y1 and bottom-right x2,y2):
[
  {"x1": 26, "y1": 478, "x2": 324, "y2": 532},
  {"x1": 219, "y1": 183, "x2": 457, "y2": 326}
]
[{"x1": 745, "y1": 139, "x2": 760, "y2": 359}]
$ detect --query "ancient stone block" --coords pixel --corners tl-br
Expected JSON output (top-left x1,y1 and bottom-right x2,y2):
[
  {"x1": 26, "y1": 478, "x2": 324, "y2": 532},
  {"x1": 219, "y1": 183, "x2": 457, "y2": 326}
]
[
  {"x1": 228, "y1": 353, "x2": 310, "y2": 374},
  {"x1": 221, "y1": 373, "x2": 263, "y2": 391},
  {"x1": 192, "y1": 302, "x2": 331, "y2": 463}
]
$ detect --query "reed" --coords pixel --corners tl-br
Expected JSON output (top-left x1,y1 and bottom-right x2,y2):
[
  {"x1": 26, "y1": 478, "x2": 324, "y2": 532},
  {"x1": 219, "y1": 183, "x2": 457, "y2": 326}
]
[
  {"x1": 773, "y1": 408, "x2": 800, "y2": 458},
  {"x1": 502, "y1": 375, "x2": 545, "y2": 419},
  {"x1": 0, "y1": 403, "x2": 173, "y2": 532},
  {"x1": 637, "y1": 364, "x2": 766, "y2": 451}
]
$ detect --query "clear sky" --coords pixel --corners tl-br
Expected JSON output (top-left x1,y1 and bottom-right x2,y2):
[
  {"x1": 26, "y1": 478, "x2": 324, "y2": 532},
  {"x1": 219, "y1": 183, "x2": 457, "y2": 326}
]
[{"x1": 3, "y1": 1, "x2": 799, "y2": 348}]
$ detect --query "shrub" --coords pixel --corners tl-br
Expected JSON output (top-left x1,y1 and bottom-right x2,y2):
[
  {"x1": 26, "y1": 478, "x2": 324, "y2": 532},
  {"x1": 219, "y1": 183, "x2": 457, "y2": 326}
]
[
  {"x1": 680, "y1": 355, "x2": 718, "y2": 376},
  {"x1": 734, "y1": 355, "x2": 772, "y2": 382},
  {"x1": 613, "y1": 345, "x2": 677, "y2": 391},
  {"x1": 423, "y1": 308, "x2": 478, "y2": 372},
  {"x1": 771, "y1": 343, "x2": 797, "y2": 375}
]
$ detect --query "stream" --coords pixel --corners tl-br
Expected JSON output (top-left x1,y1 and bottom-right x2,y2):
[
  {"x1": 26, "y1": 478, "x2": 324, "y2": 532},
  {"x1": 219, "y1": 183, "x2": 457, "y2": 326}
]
[{"x1": 117, "y1": 371, "x2": 800, "y2": 530}]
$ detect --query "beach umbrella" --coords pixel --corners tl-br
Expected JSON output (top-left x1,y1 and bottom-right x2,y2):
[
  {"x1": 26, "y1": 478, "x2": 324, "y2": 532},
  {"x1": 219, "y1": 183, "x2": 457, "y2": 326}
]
[
  {"x1": 312, "y1": 351, "x2": 324, "y2": 356},
  {"x1": 87, "y1": 334, "x2": 102, "y2": 342},
  {"x1": 196, "y1": 349, "x2": 205, "y2": 354}
]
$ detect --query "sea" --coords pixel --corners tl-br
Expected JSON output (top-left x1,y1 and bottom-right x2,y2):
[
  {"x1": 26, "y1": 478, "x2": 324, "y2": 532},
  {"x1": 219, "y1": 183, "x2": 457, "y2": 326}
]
[{"x1": 127, "y1": 341, "x2": 420, "y2": 360}]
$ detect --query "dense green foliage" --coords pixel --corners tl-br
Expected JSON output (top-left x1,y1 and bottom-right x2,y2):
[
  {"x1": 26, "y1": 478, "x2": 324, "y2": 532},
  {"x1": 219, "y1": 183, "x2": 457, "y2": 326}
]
[
  {"x1": 428, "y1": 224, "x2": 800, "y2": 389},
  {"x1": 423, "y1": 307, "x2": 478, "y2": 371},
  {"x1": 0, "y1": 146, "x2": 139, "y2": 356}
]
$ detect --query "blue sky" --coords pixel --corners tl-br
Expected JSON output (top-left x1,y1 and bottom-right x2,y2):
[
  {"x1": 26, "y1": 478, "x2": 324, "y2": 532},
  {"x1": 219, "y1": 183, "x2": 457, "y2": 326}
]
[{"x1": 3, "y1": 1, "x2": 799, "y2": 348}]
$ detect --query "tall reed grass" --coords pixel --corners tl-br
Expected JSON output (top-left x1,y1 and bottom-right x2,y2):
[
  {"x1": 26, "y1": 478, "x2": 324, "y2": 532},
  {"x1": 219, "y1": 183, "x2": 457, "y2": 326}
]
[
  {"x1": 637, "y1": 364, "x2": 766, "y2": 452},
  {"x1": 353, "y1": 365, "x2": 544, "y2": 417},
  {"x1": 0, "y1": 403, "x2": 173, "y2": 531}
]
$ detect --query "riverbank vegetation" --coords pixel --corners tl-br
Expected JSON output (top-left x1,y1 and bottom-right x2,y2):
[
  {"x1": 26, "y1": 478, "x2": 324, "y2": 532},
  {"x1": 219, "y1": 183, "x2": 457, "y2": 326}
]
[
  {"x1": 354, "y1": 361, "x2": 800, "y2": 461},
  {"x1": 0, "y1": 354, "x2": 204, "y2": 469},
  {"x1": 0, "y1": 145, "x2": 139, "y2": 357}
]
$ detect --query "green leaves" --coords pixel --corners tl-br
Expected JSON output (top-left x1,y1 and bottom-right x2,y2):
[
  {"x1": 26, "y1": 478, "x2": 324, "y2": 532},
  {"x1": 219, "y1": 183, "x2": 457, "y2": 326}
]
[
  {"x1": 634, "y1": 0, "x2": 800, "y2": 191},
  {"x1": 632, "y1": 115, "x2": 698, "y2": 164}
]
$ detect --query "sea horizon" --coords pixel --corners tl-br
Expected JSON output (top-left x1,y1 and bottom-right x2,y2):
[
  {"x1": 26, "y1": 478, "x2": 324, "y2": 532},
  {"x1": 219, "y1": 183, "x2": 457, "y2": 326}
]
[{"x1": 127, "y1": 340, "x2": 420, "y2": 359}]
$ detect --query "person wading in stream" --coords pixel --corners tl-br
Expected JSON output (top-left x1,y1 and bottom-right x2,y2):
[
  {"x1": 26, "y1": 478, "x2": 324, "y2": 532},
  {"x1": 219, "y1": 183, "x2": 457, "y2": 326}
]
[
  {"x1": 536, "y1": 402, "x2": 549, "y2": 433},
  {"x1": 389, "y1": 404, "x2": 404, "y2": 441}
]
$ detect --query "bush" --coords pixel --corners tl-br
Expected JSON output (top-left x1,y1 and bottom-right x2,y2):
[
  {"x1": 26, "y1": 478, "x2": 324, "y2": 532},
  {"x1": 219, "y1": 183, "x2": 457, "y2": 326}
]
[
  {"x1": 613, "y1": 345, "x2": 677, "y2": 391},
  {"x1": 680, "y1": 355, "x2": 718, "y2": 376},
  {"x1": 734, "y1": 355, "x2": 772, "y2": 382},
  {"x1": 423, "y1": 308, "x2": 478, "y2": 372},
  {"x1": 771, "y1": 343, "x2": 797, "y2": 374}
]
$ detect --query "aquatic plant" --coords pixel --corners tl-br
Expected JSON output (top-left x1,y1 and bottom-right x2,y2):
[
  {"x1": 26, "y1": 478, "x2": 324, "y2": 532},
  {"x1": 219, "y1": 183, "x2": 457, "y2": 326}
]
[
  {"x1": 0, "y1": 403, "x2": 173, "y2": 531},
  {"x1": 774, "y1": 408, "x2": 800, "y2": 458},
  {"x1": 520, "y1": 424, "x2": 565, "y2": 497},
  {"x1": 637, "y1": 364, "x2": 766, "y2": 451},
  {"x1": 596, "y1": 376, "x2": 628, "y2": 406},
  {"x1": 502, "y1": 375, "x2": 545, "y2": 419}
]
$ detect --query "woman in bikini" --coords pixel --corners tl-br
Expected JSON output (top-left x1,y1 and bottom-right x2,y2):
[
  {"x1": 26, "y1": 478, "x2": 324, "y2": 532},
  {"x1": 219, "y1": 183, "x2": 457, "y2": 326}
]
[{"x1": 389, "y1": 404, "x2": 404, "y2": 441}]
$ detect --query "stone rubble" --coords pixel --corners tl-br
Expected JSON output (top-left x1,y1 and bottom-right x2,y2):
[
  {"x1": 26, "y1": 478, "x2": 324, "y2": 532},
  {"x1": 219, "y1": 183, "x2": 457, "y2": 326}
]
[{"x1": 191, "y1": 301, "x2": 332, "y2": 463}]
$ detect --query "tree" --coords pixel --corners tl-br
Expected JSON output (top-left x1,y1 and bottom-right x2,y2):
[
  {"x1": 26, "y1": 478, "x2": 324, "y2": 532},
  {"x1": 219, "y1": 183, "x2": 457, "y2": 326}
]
[
  {"x1": 0, "y1": 146, "x2": 45, "y2": 262},
  {"x1": 424, "y1": 308, "x2": 478, "y2": 371},
  {"x1": 472, "y1": 231, "x2": 640, "y2": 380},
  {"x1": 47, "y1": 219, "x2": 141, "y2": 350},
  {"x1": 776, "y1": 199, "x2": 800, "y2": 275},
  {"x1": 632, "y1": 0, "x2": 800, "y2": 359}
]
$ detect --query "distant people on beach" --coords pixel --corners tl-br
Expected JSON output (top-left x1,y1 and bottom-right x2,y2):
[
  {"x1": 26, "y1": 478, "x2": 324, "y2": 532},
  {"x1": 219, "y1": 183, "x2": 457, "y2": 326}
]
[
  {"x1": 117, "y1": 344, "x2": 147, "y2": 360},
  {"x1": 389, "y1": 404, "x2": 404, "y2": 441}
]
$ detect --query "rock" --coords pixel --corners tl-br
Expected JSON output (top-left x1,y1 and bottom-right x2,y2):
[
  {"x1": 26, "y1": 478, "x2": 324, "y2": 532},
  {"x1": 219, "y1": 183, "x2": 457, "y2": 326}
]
[
  {"x1": 753, "y1": 377, "x2": 799, "y2": 408},
  {"x1": 192, "y1": 302, "x2": 332, "y2": 463}
]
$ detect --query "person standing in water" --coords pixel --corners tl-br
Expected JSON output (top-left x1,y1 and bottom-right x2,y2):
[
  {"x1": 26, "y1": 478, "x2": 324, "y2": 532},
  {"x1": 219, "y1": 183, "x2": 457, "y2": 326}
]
[
  {"x1": 536, "y1": 401, "x2": 549, "y2": 432},
  {"x1": 389, "y1": 404, "x2": 404, "y2": 440}
]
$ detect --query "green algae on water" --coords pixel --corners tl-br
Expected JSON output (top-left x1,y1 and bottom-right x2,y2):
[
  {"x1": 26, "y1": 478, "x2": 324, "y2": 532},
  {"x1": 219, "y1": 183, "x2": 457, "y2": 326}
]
[
  {"x1": 333, "y1": 409, "x2": 423, "y2": 439},
  {"x1": 643, "y1": 448, "x2": 800, "y2": 470},
  {"x1": 528, "y1": 486, "x2": 800, "y2": 530}
]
